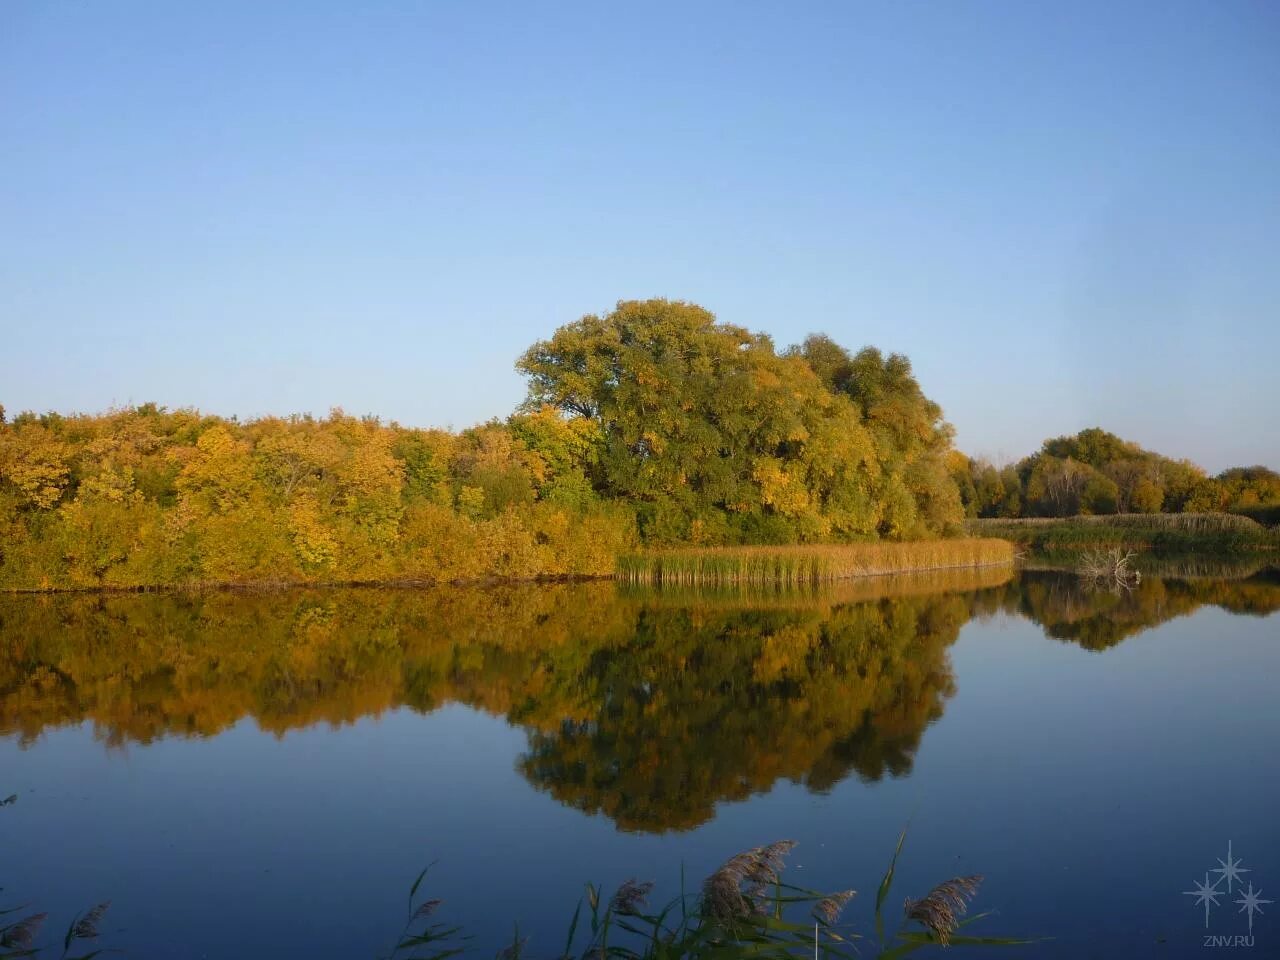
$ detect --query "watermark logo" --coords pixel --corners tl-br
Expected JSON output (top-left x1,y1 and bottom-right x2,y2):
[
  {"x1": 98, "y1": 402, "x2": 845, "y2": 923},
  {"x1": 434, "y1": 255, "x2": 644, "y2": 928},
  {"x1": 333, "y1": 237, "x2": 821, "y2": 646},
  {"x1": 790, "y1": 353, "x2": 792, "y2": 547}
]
[{"x1": 1184, "y1": 842, "x2": 1271, "y2": 948}]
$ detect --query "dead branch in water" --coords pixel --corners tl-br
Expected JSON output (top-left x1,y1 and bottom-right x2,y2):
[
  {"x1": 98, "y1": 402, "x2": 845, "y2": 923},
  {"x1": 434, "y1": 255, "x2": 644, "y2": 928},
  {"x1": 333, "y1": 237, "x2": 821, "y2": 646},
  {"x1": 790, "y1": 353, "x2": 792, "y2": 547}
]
[{"x1": 1078, "y1": 547, "x2": 1141, "y2": 590}]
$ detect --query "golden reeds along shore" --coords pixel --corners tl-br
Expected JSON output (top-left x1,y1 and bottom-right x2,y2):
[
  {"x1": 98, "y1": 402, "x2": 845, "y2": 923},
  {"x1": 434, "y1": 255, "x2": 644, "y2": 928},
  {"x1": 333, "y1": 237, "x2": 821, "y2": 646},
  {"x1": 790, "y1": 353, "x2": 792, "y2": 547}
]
[{"x1": 616, "y1": 538, "x2": 1015, "y2": 587}]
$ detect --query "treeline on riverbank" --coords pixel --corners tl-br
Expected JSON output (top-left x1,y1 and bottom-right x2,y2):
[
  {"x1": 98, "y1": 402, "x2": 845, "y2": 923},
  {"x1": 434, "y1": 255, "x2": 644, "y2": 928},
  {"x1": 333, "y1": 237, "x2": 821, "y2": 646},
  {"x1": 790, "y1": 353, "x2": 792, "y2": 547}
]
[
  {"x1": 2, "y1": 300, "x2": 1276, "y2": 591},
  {"x1": 0, "y1": 402, "x2": 636, "y2": 590},
  {"x1": 0, "y1": 301, "x2": 971, "y2": 591}
]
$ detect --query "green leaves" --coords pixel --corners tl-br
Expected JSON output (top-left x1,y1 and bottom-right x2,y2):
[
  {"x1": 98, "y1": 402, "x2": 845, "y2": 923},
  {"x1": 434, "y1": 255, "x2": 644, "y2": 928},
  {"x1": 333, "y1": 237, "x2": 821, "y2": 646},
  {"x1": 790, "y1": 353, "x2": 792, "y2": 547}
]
[
  {"x1": 874, "y1": 827, "x2": 907, "y2": 947},
  {"x1": 515, "y1": 300, "x2": 914, "y2": 545}
]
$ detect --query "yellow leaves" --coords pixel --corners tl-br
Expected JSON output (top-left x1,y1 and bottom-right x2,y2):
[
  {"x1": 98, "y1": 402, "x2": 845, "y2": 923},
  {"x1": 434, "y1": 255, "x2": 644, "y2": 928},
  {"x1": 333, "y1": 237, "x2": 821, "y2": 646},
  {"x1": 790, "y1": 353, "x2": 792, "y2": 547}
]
[
  {"x1": 456, "y1": 485, "x2": 485, "y2": 518},
  {"x1": 162, "y1": 500, "x2": 195, "y2": 545},
  {"x1": 176, "y1": 426, "x2": 256, "y2": 516},
  {"x1": 55, "y1": 493, "x2": 164, "y2": 587},
  {"x1": 752, "y1": 457, "x2": 811, "y2": 518},
  {"x1": 640, "y1": 430, "x2": 666, "y2": 456},
  {"x1": 78, "y1": 467, "x2": 137, "y2": 504},
  {"x1": 196, "y1": 424, "x2": 236, "y2": 457},
  {"x1": 750, "y1": 366, "x2": 782, "y2": 391},
  {"x1": 335, "y1": 425, "x2": 404, "y2": 504},
  {"x1": 399, "y1": 502, "x2": 483, "y2": 581},
  {"x1": 0, "y1": 426, "x2": 71, "y2": 509},
  {"x1": 288, "y1": 494, "x2": 338, "y2": 569},
  {"x1": 508, "y1": 404, "x2": 601, "y2": 480},
  {"x1": 254, "y1": 425, "x2": 343, "y2": 499},
  {"x1": 0, "y1": 397, "x2": 634, "y2": 590},
  {"x1": 783, "y1": 423, "x2": 811, "y2": 444},
  {"x1": 876, "y1": 474, "x2": 921, "y2": 540},
  {"x1": 82, "y1": 412, "x2": 164, "y2": 467}
]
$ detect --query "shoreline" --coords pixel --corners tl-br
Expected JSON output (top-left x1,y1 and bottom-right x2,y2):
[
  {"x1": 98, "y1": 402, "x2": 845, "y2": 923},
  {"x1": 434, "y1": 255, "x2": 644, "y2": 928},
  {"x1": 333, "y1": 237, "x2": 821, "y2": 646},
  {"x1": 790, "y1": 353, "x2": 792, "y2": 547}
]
[
  {"x1": 8, "y1": 544, "x2": 1278, "y2": 597},
  {"x1": 0, "y1": 541, "x2": 1018, "y2": 596}
]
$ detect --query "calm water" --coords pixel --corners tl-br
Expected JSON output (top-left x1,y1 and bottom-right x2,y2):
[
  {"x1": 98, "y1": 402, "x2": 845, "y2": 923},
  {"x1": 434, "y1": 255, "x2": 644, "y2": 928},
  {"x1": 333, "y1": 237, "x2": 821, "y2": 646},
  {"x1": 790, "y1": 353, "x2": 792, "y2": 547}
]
[{"x1": 2, "y1": 566, "x2": 1278, "y2": 957}]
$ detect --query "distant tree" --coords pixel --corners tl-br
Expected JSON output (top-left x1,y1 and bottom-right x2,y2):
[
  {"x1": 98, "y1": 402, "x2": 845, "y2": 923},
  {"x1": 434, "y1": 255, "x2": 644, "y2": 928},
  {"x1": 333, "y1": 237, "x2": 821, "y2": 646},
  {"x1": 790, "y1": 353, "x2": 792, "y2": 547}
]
[
  {"x1": 946, "y1": 451, "x2": 979, "y2": 518},
  {"x1": 1080, "y1": 473, "x2": 1119, "y2": 515},
  {"x1": 1217, "y1": 466, "x2": 1280, "y2": 508},
  {"x1": 997, "y1": 465, "x2": 1022, "y2": 517},
  {"x1": 1129, "y1": 477, "x2": 1164, "y2": 513},
  {"x1": 1183, "y1": 477, "x2": 1227, "y2": 512},
  {"x1": 1044, "y1": 427, "x2": 1134, "y2": 467},
  {"x1": 1104, "y1": 458, "x2": 1150, "y2": 513},
  {"x1": 973, "y1": 462, "x2": 1007, "y2": 518},
  {"x1": 1023, "y1": 456, "x2": 1086, "y2": 516},
  {"x1": 1004, "y1": 428, "x2": 1238, "y2": 517}
]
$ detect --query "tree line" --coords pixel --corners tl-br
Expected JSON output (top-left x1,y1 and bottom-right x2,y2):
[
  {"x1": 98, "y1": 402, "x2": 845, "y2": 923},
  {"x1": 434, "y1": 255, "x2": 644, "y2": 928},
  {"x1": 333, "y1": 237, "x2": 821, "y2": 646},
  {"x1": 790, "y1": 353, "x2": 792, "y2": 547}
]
[
  {"x1": 1, "y1": 299, "x2": 1275, "y2": 589},
  {"x1": 947, "y1": 427, "x2": 1279, "y2": 520},
  {"x1": 0, "y1": 300, "x2": 964, "y2": 589}
]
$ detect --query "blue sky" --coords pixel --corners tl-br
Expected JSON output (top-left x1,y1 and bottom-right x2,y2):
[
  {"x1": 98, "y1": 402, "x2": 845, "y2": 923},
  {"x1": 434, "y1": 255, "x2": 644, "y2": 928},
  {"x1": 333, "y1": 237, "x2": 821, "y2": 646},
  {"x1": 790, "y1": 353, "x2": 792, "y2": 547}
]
[{"x1": 2, "y1": 1, "x2": 1276, "y2": 471}]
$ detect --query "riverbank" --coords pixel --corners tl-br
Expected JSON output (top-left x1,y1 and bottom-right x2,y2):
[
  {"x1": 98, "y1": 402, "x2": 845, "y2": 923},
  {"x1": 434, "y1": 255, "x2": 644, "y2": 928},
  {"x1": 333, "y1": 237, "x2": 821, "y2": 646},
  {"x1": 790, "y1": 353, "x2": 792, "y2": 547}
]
[{"x1": 2, "y1": 538, "x2": 1017, "y2": 594}]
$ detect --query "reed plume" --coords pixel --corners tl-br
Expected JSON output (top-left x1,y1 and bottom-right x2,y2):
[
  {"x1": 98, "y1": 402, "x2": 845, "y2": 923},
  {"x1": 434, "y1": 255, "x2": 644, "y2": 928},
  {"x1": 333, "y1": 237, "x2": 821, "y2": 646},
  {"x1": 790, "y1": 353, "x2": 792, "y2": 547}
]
[
  {"x1": 70, "y1": 901, "x2": 110, "y2": 940},
  {"x1": 700, "y1": 840, "x2": 796, "y2": 923},
  {"x1": 412, "y1": 898, "x2": 441, "y2": 920},
  {"x1": 812, "y1": 888, "x2": 855, "y2": 925},
  {"x1": 1, "y1": 912, "x2": 47, "y2": 949},
  {"x1": 610, "y1": 879, "x2": 654, "y2": 915},
  {"x1": 903, "y1": 875, "x2": 983, "y2": 945}
]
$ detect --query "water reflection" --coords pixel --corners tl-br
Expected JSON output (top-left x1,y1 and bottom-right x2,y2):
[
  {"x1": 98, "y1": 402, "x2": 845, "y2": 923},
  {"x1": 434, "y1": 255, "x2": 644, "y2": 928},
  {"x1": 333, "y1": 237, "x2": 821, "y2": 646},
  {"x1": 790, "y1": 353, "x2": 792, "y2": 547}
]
[
  {"x1": 1006, "y1": 566, "x2": 1280, "y2": 651},
  {"x1": 2, "y1": 563, "x2": 1276, "y2": 831}
]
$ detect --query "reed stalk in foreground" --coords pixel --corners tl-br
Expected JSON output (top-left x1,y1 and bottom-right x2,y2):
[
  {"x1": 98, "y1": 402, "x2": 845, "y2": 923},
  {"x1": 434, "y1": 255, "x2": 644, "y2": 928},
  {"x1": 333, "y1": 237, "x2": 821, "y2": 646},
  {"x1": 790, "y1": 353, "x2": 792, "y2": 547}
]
[
  {"x1": 617, "y1": 539, "x2": 1015, "y2": 587},
  {"x1": 387, "y1": 829, "x2": 1032, "y2": 959},
  {"x1": 1, "y1": 833, "x2": 1031, "y2": 958}
]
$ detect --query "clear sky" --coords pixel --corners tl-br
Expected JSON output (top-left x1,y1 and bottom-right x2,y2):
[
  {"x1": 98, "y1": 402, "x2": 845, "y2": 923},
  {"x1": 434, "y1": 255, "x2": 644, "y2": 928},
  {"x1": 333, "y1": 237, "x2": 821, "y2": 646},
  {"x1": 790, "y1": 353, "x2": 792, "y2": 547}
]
[{"x1": 2, "y1": 1, "x2": 1277, "y2": 471}]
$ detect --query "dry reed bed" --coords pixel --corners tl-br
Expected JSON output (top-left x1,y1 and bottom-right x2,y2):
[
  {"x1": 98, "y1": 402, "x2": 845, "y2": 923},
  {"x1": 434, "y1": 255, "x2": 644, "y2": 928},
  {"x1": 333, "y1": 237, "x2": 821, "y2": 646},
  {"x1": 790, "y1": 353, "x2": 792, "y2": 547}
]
[
  {"x1": 617, "y1": 538, "x2": 1014, "y2": 587},
  {"x1": 623, "y1": 563, "x2": 1015, "y2": 610}
]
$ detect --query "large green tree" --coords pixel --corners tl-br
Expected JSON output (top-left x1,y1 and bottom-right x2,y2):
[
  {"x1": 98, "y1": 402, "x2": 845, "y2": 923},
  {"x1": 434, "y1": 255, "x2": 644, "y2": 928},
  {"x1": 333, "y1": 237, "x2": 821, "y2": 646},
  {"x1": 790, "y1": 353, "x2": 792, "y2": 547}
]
[
  {"x1": 518, "y1": 300, "x2": 900, "y2": 542},
  {"x1": 518, "y1": 301, "x2": 967, "y2": 541},
  {"x1": 790, "y1": 335, "x2": 964, "y2": 536}
]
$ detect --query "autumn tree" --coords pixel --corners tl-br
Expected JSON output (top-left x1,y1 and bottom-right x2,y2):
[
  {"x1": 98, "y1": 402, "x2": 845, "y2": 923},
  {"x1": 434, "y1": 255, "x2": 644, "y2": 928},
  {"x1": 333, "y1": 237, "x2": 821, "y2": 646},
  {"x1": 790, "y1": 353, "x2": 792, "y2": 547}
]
[
  {"x1": 792, "y1": 335, "x2": 963, "y2": 536},
  {"x1": 518, "y1": 299, "x2": 886, "y2": 543},
  {"x1": 989, "y1": 427, "x2": 1265, "y2": 519}
]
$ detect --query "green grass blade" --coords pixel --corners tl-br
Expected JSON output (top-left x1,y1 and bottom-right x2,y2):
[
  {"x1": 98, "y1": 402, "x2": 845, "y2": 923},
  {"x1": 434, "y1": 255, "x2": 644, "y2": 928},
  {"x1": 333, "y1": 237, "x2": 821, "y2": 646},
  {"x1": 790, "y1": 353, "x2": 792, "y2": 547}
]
[
  {"x1": 409, "y1": 864, "x2": 432, "y2": 904},
  {"x1": 562, "y1": 896, "x2": 583, "y2": 956},
  {"x1": 875, "y1": 827, "x2": 908, "y2": 946}
]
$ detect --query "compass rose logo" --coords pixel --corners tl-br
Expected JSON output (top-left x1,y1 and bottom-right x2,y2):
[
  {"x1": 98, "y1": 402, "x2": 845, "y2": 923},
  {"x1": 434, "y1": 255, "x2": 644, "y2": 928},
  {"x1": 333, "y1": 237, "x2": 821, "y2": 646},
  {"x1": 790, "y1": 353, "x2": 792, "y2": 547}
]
[{"x1": 1184, "y1": 842, "x2": 1268, "y2": 945}]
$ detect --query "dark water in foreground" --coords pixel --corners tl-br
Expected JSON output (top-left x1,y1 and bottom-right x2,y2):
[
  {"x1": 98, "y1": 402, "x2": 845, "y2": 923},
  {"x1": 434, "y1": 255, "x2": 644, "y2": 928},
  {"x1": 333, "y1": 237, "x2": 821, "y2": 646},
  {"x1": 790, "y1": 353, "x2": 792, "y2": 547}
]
[{"x1": 2, "y1": 566, "x2": 1278, "y2": 958}]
